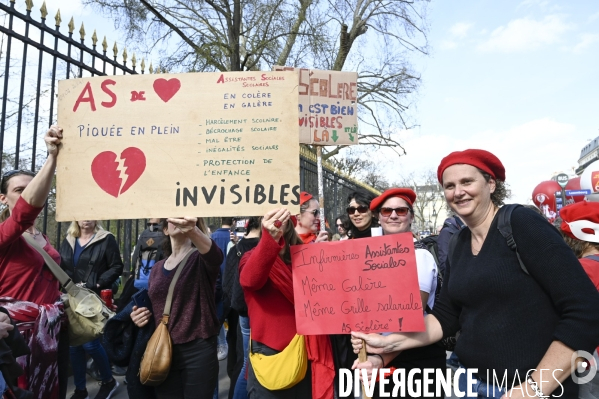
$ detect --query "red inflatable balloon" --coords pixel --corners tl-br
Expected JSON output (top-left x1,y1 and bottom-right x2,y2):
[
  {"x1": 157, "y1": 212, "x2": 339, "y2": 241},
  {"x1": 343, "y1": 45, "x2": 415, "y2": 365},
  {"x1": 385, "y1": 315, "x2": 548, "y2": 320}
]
[
  {"x1": 532, "y1": 180, "x2": 561, "y2": 222},
  {"x1": 565, "y1": 177, "x2": 585, "y2": 204}
]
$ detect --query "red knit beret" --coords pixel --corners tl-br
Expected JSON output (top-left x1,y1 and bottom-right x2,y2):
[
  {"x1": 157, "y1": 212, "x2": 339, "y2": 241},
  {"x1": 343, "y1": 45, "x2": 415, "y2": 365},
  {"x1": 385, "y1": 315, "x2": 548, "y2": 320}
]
[
  {"x1": 370, "y1": 188, "x2": 417, "y2": 211},
  {"x1": 300, "y1": 191, "x2": 313, "y2": 205},
  {"x1": 560, "y1": 201, "x2": 599, "y2": 243},
  {"x1": 437, "y1": 149, "x2": 506, "y2": 183}
]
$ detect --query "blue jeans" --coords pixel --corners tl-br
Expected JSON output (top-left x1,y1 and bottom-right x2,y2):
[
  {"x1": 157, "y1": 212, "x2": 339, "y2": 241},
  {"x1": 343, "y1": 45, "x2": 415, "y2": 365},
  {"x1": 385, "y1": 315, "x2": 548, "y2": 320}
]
[
  {"x1": 233, "y1": 316, "x2": 250, "y2": 399},
  {"x1": 447, "y1": 352, "x2": 460, "y2": 369},
  {"x1": 70, "y1": 338, "x2": 113, "y2": 390},
  {"x1": 457, "y1": 366, "x2": 505, "y2": 399}
]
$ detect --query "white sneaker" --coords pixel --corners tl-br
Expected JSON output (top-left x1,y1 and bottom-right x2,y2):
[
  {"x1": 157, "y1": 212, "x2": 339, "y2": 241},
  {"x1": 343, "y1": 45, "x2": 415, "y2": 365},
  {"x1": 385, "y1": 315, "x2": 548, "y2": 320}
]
[{"x1": 217, "y1": 344, "x2": 228, "y2": 361}]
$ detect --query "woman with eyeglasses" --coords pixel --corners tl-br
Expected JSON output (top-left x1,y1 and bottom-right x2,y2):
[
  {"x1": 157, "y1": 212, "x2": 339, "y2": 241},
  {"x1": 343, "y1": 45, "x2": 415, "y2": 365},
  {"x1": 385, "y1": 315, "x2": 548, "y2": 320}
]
[
  {"x1": 333, "y1": 214, "x2": 350, "y2": 241},
  {"x1": 328, "y1": 190, "x2": 381, "y2": 395},
  {"x1": 346, "y1": 190, "x2": 379, "y2": 239},
  {"x1": 293, "y1": 191, "x2": 329, "y2": 244},
  {"x1": 0, "y1": 126, "x2": 69, "y2": 399},
  {"x1": 351, "y1": 188, "x2": 446, "y2": 398},
  {"x1": 239, "y1": 208, "x2": 334, "y2": 399}
]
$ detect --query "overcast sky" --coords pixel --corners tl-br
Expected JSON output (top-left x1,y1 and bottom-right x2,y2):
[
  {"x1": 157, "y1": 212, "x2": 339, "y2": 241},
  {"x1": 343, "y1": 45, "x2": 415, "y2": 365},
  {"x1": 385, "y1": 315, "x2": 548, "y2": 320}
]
[{"x1": 17, "y1": 0, "x2": 599, "y2": 204}]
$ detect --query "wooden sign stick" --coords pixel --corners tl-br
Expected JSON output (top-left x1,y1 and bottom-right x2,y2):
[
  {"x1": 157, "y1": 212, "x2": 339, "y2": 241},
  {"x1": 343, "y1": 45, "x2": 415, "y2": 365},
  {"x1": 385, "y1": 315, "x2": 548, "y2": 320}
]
[
  {"x1": 359, "y1": 342, "x2": 372, "y2": 399},
  {"x1": 316, "y1": 146, "x2": 326, "y2": 232}
]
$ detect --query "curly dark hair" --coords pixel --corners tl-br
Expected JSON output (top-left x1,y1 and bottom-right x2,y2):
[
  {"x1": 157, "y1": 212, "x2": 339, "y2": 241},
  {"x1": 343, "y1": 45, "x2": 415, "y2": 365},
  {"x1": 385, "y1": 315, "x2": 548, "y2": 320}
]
[
  {"x1": 245, "y1": 216, "x2": 261, "y2": 235},
  {"x1": 478, "y1": 170, "x2": 509, "y2": 207}
]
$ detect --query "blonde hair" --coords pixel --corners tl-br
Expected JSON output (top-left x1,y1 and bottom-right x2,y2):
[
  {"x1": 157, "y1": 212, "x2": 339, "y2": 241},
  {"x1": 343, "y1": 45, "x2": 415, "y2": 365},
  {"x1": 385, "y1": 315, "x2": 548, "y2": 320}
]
[{"x1": 67, "y1": 221, "x2": 103, "y2": 238}]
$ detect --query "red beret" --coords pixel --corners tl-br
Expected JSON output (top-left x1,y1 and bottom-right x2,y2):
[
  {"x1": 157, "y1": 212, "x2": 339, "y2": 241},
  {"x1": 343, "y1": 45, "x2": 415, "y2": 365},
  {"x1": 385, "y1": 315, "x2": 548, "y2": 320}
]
[
  {"x1": 370, "y1": 188, "x2": 417, "y2": 211},
  {"x1": 560, "y1": 201, "x2": 599, "y2": 243},
  {"x1": 300, "y1": 191, "x2": 313, "y2": 205},
  {"x1": 437, "y1": 149, "x2": 506, "y2": 184}
]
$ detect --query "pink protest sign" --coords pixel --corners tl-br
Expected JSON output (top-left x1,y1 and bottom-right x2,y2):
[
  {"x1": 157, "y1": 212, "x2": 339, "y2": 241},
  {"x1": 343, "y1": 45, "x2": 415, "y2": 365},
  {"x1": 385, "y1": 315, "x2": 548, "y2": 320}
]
[{"x1": 291, "y1": 233, "x2": 425, "y2": 335}]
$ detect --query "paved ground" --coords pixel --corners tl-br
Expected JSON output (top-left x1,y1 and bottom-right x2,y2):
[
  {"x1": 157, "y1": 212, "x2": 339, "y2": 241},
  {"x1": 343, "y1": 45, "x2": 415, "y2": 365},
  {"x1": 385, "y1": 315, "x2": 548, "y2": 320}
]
[{"x1": 67, "y1": 358, "x2": 231, "y2": 399}]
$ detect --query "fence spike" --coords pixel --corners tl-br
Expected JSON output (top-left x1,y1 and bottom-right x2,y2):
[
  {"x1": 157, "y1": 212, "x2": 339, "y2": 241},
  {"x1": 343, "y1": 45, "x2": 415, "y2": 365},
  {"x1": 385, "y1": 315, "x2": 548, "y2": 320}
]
[
  {"x1": 68, "y1": 17, "x2": 74, "y2": 34},
  {"x1": 102, "y1": 36, "x2": 108, "y2": 52},
  {"x1": 149, "y1": 62, "x2": 153, "y2": 74},
  {"x1": 113, "y1": 41, "x2": 118, "y2": 58},
  {"x1": 79, "y1": 23, "x2": 85, "y2": 40},
  {"x1": 40, "y1": 1, "x2": 47, "y2": 18},
  {"x1": 123, "y1": 47, "x2": 128, "y2": 63},
  {"x1": 141, "y1": 58, "x2": 146, "y2": 72},
  {"x1": 131, "y1": 53, "x2": 136, "y2": 68},
  {"x1": 55, "y1": 9, "x2": 61, "y2": 26},
  {"x1": 91, "y1": 30, "x2": 98, "y2": 46},
  {"x1": 25, "y1": 0, "x2": 33, "y2": 12}
]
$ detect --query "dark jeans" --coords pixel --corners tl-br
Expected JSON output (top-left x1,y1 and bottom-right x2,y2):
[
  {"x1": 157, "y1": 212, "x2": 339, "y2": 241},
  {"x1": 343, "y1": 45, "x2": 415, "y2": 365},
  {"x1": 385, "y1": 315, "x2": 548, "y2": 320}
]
[
  {"x1": 70, "y1": 338, "x2": 113, "y2": 390},
  {"x1": 156, "y1": 336, "x2": 218, "y2": 399},
  {"x1": 58, "y1": 324, "x2": 69, "y2": 399},
  {"x1": 247, "y1": 340, "x2": 312, "y2": 399}
]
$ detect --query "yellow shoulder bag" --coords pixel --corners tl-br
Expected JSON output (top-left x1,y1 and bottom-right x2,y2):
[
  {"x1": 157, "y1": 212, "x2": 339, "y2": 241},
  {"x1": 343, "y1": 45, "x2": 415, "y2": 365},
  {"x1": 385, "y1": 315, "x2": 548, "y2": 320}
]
[{"x1": 249, "y1": 334, "x2": 308, "y2": 390}]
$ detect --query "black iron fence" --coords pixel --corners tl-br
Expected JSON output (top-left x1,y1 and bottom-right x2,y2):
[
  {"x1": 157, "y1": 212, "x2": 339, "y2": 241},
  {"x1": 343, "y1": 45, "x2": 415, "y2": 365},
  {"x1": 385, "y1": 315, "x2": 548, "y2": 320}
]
[{"x1": 0, "y1": 0, "x2": 378, "y2": 271}]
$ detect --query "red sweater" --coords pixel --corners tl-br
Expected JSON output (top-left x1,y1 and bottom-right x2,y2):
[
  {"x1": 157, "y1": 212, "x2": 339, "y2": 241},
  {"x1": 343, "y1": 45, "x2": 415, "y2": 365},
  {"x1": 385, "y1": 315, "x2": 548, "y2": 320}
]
[
  {"x1": 580, "y1": 257, "x2": 599, "y2": 290},
  {"x1": 0, "y1": 197, "x2": 60, "y2": 304},
  {"x1": 148, "y1": 241, "x2": 223, "y2": 344},
  {"x1": 239, "y1": 232, "x2": 296, "y2": 351}
]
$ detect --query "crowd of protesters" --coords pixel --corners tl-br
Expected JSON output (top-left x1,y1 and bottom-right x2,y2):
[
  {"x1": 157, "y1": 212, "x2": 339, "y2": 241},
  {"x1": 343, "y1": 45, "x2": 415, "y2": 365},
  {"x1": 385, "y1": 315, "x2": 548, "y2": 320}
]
[{"x1": 1, "y1": 126, "x2": 599, "y2": 399}]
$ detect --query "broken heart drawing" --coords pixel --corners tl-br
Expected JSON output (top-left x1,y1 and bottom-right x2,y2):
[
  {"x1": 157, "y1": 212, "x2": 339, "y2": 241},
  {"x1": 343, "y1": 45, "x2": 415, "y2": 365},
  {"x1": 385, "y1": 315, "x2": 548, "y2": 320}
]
[
  {"x1": 153, "y1": 78, "x2": 181, "y2": 103},
  {"x1": 91, "y1": 147, "x2": 146, "y2": 198}
]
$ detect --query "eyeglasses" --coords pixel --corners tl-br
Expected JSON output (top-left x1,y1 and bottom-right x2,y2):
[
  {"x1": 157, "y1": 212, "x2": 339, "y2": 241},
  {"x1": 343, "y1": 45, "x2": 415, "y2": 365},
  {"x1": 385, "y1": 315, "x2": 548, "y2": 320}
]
[
  {"x1": 379, "y1": 207, "x2": 411, "y2": 217},
  {"x1": 347, "y1": 205, "x2": 369, "y2": 215},
  {"x1": 1, "y1": 169, "x2": 32, "y2": 183},
  {"x1": 336, "y1": 224, "x2": 344, "y2": 227},
  {"x1": 2, "y1": 170, "x2": 21, "y2": 180},
  {"x1": 303, "y1": 209, "x2": 320, "y2": 217},
  {"x1": 147, "y1": 223, "x2": 160, "y2": 227}
]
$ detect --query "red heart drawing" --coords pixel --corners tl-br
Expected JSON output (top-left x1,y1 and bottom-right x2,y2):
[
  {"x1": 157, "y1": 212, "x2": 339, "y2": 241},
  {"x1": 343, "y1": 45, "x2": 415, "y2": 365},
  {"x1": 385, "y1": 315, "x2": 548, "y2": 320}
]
[
  {"x1": 91, "y1": 147, "x2": 146, "y2": 198},
  {"x1": 153, "y1": 78, "x2": 181, "y2": 103}
]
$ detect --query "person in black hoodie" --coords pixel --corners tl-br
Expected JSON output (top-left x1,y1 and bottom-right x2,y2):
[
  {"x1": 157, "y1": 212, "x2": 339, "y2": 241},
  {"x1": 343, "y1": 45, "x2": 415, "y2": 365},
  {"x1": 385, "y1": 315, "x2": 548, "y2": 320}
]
[
  {"x1": 223, "y1": 217, "x2": 261, "y2": 399},
  {"x1": 59, "y1": 220, "x2": 123, "y2": 399}
]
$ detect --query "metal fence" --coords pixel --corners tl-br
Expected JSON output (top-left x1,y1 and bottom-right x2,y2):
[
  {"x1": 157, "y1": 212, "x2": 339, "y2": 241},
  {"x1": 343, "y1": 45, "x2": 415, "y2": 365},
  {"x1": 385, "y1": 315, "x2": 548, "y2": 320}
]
[{"x1": 0, "y1": 0, "x2": 378, "y2": 271}]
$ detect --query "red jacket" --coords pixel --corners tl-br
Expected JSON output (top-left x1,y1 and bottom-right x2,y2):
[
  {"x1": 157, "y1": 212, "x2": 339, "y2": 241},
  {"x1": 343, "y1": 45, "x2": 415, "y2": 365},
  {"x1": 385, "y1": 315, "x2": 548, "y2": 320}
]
[{"x1": 239, "y1": 232, "x2": 296, "y2": 351}]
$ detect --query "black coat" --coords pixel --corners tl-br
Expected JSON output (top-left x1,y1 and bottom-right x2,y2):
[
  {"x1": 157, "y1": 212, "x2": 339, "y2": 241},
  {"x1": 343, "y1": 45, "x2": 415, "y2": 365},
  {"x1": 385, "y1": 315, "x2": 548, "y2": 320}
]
[
  {"x1": 103, "y1": 300, "x2": 156, "y2": 399},
  {"x1": 59, "y1": 229, "x2": 124, "y2": 295}
]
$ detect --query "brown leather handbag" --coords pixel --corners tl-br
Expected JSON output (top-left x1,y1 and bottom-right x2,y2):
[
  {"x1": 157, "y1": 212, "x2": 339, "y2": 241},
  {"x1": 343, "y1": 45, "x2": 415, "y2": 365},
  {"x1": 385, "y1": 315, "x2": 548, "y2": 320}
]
[{"x1": 139, "y1": 248, "x2": 196, "y2": 386}]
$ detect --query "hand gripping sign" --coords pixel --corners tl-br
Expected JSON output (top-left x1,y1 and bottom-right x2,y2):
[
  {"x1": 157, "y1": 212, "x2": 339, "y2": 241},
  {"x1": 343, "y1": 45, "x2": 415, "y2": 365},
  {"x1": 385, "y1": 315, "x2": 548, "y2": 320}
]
[
  {"x1": 291, "y1": 233, "x2": 425, "y2": 335},
  {"x1": 56, "y1": 71, "x2": 301, "y2": 220}
]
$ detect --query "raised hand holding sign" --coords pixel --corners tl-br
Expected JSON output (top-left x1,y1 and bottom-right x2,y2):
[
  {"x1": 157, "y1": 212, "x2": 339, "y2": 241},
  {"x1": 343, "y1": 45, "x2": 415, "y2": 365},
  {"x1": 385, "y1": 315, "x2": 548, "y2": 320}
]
[{"x1": 57, "y1": 71, "x2": 301, "y2": 220}]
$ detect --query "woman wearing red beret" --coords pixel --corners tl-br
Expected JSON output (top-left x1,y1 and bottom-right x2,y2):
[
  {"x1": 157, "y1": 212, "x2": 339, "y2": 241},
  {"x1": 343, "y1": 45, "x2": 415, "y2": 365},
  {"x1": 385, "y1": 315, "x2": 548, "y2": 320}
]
[
  {"x1": 293, "y1": 192, "x2": 329, "y2": 244},
  {"x1": 560, "y1": 201, "x2": 599, "y2": 399},
  {"x1": 239, "y1": 208, "x2": 334, "y2": 399},
  {"x1": 353, "y1": 188, "x2": 446, "y2": 398},
  {"x1": 352, "y1": 149, "x2": 599, "y2": 399}
]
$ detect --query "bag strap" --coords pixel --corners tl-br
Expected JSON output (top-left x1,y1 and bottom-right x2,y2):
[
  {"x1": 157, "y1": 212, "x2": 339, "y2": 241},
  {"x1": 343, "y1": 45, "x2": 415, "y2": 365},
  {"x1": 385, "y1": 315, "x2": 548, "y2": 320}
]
[
  {"x1": 163, "y1": 248, "x2": 197, "y2": 318},
  {"x1": 23, "y1": 233, "x2": 77, "y2": 293},
  {"x1": 496, "y1": 204, "x2": 529, "y2": 275}
]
